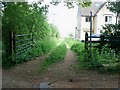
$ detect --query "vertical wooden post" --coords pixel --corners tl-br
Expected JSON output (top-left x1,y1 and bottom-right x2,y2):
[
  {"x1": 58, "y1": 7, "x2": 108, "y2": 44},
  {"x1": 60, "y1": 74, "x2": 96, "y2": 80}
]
[
  {"x1": 9, "y1": 31, "x2": 13, "y2": 56},
  {"x1": 85, "y1": 32, "x2": 88, "y2": 50},
  {"x1": 100, "y1": 35, "x2": 104, "y2": 49},
  {"x1": 9, "y1": 31, "x2": 15, "y2": 59},
  {"x1": 89, "y1": 11, "x2": 93, "y2": 61},
  {"x1": 90, "y1": 11, "x2": 92, "y2": 50},
  {"x1": 31, "y1": 31, "x2": 34, "y2": 47},
  {"x1": 13, "y1": 32, "x2": 16, "y2": 54}
]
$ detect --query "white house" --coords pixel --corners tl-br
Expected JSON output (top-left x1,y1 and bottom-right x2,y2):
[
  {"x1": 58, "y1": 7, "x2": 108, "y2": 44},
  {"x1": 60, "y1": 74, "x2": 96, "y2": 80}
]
[{"x1": 76, "y1": 2, "x2": 117, "y2": 40}]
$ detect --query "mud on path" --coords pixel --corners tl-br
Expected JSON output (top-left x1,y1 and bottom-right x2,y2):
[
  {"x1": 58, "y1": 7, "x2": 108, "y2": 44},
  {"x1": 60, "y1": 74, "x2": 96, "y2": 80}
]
[{"x1": 2, "y1": 47, "x2": 119, "y2": 88}]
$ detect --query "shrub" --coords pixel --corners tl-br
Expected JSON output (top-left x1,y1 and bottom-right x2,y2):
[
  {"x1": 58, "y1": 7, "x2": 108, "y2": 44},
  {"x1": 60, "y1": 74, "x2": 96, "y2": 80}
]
[
  {"x1": 2, "y1": 2, "x2": 60, "y2": 68},
  {"x1": 102, "y1": 23, "x2": 120, "y2": 53},
  {"x1": 71, "y1": 43, "x2": 120, "y2": 73},
  {"x1": 71, "y1": 43, "x2": 84, "y2": 54}
]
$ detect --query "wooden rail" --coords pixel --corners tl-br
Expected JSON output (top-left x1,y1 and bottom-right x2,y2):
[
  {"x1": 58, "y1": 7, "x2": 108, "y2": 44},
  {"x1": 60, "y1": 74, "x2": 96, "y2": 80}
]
[
  {"x1": 9, "y1": 31, "x2": 34, "y2": 58},
  {"x1": 85, "y1": 32, "x2": 120, "y2": 50},
  {"x1": 85, "y1": 32, "x2": 108, "y2": 50}
]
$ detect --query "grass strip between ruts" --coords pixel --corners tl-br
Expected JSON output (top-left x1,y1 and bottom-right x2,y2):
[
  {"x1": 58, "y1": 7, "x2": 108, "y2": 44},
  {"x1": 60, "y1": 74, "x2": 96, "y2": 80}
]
[{"x1": 40, "y1": 42, "x2": 67, "y2": 72}]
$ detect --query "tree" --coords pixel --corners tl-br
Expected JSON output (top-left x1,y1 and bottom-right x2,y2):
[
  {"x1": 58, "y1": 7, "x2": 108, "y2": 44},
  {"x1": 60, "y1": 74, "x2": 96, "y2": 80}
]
[
  {"x1": 102, "y1": 1, "x2": 120, "y2": 53},
  {"x1": 45, "y1": 0, "x2": 92, "y2": 9},
  {"x1": 2, "y1": 2, "x2": 60, "y2": 67},
  {"x1": 107, "y1": 1, "x2": 120, "y2": 24}
]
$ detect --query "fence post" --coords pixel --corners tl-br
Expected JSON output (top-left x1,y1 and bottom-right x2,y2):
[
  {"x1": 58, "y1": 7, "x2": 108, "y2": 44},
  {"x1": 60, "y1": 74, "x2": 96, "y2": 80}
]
[
  {"x1": 85, "y1": 32, "x2": 88, "y2": 50},
  {"x1": 100, "y1": 35, "x2": 104, "y2": 49},
  {"x1": 31, "y1": 31, "x2": 34, "y2": 47},
  {"x1": 9, "y1": 31, "x2": 16, "y2": 59},
  {"x1": 13, "y1": 32, "x2": 16, "y2": 54},
  {"x1": 9, "y1": 31, "x2": 13, "y2": 56},
  {"x1": 90, "y1": 11, "x2": 92, "y2": 51}
]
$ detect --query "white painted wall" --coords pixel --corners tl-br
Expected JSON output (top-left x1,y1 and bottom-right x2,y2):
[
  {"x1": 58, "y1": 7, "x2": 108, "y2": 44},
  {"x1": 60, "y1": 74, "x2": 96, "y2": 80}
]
[
  {"x1": 78, "y1": 3, "x2": 116, "y2": 40},
  {"x1": 80, "y1": 17, "x2": 90, "y2": 40},
  {"x1": 80, "y1": 16, "x2": 95, "y2": 40},
  {"x1": 95, "y1": 4, "x2": 116, "y2": 34},
  {"x1": 77, "y1": 6, "x2": 81, "y2": 39}
]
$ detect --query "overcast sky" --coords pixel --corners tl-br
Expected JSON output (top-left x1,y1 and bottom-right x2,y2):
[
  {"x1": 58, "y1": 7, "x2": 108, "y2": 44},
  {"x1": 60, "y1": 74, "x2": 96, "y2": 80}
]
[
  {"x1": 47, "y1": 2, "x2": 78, "y2": 37},
  {"x1": 28, "y1": 0, "x2": 78, "y2": 37},
  {"x1": 27, "y1": 0, "x2": 117, "y2": 37}
]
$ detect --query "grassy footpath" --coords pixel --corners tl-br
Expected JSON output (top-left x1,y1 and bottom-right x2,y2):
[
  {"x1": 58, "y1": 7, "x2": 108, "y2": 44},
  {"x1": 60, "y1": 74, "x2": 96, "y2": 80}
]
[
  {"x1": 40, "y1": 41, "x2": 67, "y2": 72},
  {"x1": 65, "y1": 38, "x2": 80, "y2": 48}
]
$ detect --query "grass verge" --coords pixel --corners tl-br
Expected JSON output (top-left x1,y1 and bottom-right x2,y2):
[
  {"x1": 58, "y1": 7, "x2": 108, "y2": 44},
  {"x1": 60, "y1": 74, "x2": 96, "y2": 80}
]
[
  {"x1": 65, "y1": 38, "x2": 80, "y2": 48},
  {"x1": 40, "y1": 41, "x2": 67, "y2": 72}
]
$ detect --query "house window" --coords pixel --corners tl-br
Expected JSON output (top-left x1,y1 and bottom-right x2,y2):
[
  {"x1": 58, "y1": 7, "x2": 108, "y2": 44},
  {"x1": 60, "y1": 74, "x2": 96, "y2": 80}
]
[
  {"x1": 85, "y1": 17, "x2": 91, "y2": 22},
  {"x1": 109, "y1": 16, "x2": 112, "y2": 23},
  {"x1": 105, "y1": 16, "x2": 112, "y2": 24},
  {"x1": 105, "y1": 16, "x2": 108, "y2": 22}
]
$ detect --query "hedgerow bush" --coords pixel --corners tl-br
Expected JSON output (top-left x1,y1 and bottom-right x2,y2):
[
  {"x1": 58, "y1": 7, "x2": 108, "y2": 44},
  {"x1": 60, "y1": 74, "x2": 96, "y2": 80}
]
[
  {"x1": 2, "y1": 2, "x2": 60, "y2": 68},
  {"x1": 40, "y1": 42, "x2": 67, "y2": 72},
  {"x1": 102, "y1": 23, "x2": 120, "y2": 53},
  {"x1": 71, "y1": 43, "x2": 120, "y2": 74},
  {"x1": 71, "y1": 43, "x2": 84, "y2": 54}
]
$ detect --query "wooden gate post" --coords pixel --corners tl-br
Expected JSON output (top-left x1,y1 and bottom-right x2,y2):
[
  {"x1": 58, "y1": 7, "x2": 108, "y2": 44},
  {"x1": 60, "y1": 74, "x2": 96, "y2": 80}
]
[
  {"x1": 85, "y1": 32, "x2": 88, "y2": 50},
  {"x1": 9, "y1": 31, "x2": 12, "y2": 56},
  {"x1": 13, "y1": 32, "x2": 16, "y2": 54},
  {"x1": 31, "y1": 32, "x2": 34, "y2": 47},
  {"x1": 9, "y1": 31, "x2": 16, "y2": 59},
  {"x1": 9, "y1": 31, "x2": 14, "y2": 58},
  {"x1": 100, "y1": 35, "x2": 104, "y2": 49},
  {"x1": 90, "y1": 11, "x2": 92, "y2": 51}
]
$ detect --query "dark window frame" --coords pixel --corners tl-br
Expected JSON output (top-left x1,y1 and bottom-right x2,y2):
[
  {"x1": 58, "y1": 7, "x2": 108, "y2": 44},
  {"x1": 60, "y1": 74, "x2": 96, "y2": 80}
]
[
  {"x1": 105, "y1": 16, "x2": 112, "y2": 23},
  {"x1": 105, "y1": 16, "x2": 108, "y2": 22},
  {"x1": 85, "y1": 17, "x2": 91, "y2": 22}
]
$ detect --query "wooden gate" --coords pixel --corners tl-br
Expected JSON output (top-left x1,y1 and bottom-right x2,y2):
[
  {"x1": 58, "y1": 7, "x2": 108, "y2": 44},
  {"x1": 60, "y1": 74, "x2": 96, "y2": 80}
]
[
  {"x1": 85, "y1": 32, "x2": 120, "y2": 50},
  {"x1": 9, "y1": 31, "x2": 34, "y2": 58},
  {"x1": 85, "y1": 32, "x2": 108, "y2": 50}
]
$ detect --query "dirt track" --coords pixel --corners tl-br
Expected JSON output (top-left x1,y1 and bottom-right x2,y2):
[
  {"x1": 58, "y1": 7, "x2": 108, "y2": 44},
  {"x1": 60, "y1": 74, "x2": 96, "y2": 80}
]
[{"x1": 2, "y1": 48, "x2": 119, "y2": 88}]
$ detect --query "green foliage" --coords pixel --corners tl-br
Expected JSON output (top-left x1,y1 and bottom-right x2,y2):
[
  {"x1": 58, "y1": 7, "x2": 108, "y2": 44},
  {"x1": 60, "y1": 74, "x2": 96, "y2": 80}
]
[
  {"x1": 2, "y1": 2, "x2": 60, "y2": 68},
  {"x1": 65, "y1": 38, "x2": 80, "y2": 48},
  {"x1": 40, "y1": 42, "x2": 67, "y2": 72},
  {"x1": 50, "y1": 0, "x2": 92, "y2": 9},
  {"x1": 102, "y1": 24, "x2": 120, "y2": 35},
  {"x1": 104, "y1": 1, "x2": 120, "y2": 52},
  {"x1": 102, "y1": 23, "x2": 120, "y2": 52},
  {"x1": 71, "y1": 42, "x2": 84, "y2": 54},
  {"x1": 107, "y1": 1, "x2": 120, "y2": 14},
  {"x1": 78, "y1": 1, "x2": 92, "y2": 7},
  {"x1": 71, "y1": 43, "x2": 120, "y2": 74},
  {"x1": 98, "y1": 47, "x2": 120, "y2": 73},
  {"x1": 49, "y1": 24, "x2": 60, "y2": 38}
]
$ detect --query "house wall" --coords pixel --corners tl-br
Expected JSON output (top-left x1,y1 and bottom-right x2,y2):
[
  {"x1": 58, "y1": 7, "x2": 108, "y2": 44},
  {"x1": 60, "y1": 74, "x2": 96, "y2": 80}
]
[
  {"x1": 95, "y1": 4, "x2": 116, "y2": 34},
  {"x1": 93, "y1": 16, "x2": 98, "y2": 34},
  {"x1": 77, "y1": 6, "x2": 81, "y2": 39},
  {"x1": 78, "y1": 3, "x2": 116, "y2": 40},
  {"x1": 80, "y1": 16, "x2": 94, "y2": 40}
]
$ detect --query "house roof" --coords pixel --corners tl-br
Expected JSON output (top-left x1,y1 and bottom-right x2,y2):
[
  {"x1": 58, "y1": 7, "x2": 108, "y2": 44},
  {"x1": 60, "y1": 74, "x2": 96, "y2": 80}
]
[{"x1": 81, "y1": 2, "x2": 106, "y2": 17}]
